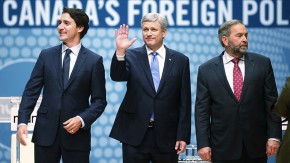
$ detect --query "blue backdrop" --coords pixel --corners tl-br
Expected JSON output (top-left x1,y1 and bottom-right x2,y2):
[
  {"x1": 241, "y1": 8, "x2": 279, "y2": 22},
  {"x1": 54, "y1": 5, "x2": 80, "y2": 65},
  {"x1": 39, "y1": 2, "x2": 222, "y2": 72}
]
[{"x1": 0, "y1": 0, "x2": 289, "y2": 163}]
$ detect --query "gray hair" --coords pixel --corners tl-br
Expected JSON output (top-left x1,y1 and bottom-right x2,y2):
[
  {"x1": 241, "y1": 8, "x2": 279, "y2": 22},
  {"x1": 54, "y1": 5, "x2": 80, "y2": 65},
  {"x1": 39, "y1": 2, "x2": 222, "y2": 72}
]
[
  {"x1": 218, "y1": 19, "x2": 243, "y2": 47},
  {"x1": 141, "y1": 13, "x2": 167, "y2": 29}
]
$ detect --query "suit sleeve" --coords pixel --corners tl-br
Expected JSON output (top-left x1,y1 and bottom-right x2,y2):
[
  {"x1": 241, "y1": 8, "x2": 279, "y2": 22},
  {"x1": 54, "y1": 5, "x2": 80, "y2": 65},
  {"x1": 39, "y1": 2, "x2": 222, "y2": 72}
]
[
  {"x1": 176, "y1": 57, "x2": 192, "y2": 144},
  {"x1": 274, "y1": 77, "x2": 290, "y2": 118},
  {"x1": 264, "y1": 58, "x2": 282, "y2": 139},
  {"x1": 18, "y1": 52, "x2": 45, "y2": 124},
  {"x1": 110, "y1": 52, "x2": 130, "y2": 81},
  {"x1": 195, "y1": 65, "x2": 211, "y2": 149},
  {"x1": 79, "y1": 56, "x2": 107, "y2": 129}
]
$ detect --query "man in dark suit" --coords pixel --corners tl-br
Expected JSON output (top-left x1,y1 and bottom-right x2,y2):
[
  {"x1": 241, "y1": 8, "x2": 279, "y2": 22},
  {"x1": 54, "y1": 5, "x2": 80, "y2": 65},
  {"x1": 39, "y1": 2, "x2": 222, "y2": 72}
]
[
  {"x1": 274, "y1": 77, "x2": 290, "y2": 163},
  {"x1": 17, "y1": 8, "x2": 107, "y2": 163},
  {"x1": 109, "y1": 13, "x2": 192, "y2": 163},
  {"x1": 195, "y1": 19, "x2": 281, "y2": 163}
]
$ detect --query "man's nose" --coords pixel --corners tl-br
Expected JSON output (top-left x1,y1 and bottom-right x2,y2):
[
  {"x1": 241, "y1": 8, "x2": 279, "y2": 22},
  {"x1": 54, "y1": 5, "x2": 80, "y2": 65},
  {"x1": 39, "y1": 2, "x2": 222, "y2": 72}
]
[
  {"x1": 242, "y1": 35, "x2": 248, "y2": 42},
  {"x1": 57, "y1": 23, "x2": 64, "y2": 29}
]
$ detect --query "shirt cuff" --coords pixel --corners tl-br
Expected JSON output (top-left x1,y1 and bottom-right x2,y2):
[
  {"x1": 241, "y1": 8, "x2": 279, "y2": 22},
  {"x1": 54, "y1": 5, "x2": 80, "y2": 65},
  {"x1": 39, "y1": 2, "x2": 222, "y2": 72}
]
[
  {"x1": 268, "y1": 138, "x2": 281, "y2": 143},
  {"x1": 76, "y1": 116, "x2": 85, "y2": 128},
  {"x1": 17, "y1": 123, "x2": 27, "y2": 128},
  {"x1": 116, "y1": 54, "x2": 125, "y2": 61}
]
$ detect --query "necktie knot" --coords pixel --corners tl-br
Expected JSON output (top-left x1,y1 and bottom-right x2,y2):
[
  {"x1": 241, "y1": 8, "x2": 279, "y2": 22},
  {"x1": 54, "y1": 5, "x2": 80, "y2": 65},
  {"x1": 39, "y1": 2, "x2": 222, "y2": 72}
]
[
  {"x1": 151, "y1": 51, "x2": 158, "y2": 61},
  {"x1": 232, "y1": 58, "x2": 240, "y2": 65},
  {"x1": 65, "y1": 49, "x2": 72, "y2": 57}
]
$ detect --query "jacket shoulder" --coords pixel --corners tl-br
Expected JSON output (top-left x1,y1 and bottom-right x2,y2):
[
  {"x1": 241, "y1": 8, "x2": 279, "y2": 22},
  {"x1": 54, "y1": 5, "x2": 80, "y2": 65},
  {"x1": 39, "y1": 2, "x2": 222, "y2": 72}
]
[
  {"x1": 199, "y1": 55, "x2": 220, "y2": 68},
  {"x1": 166, "y1": 48, "x2": 189, "y2": 60},
  {"x1": 82, "y1": 46, "x2": 102, "y2": 59},
  {"x1": 247, "y1": 52, "x2": 270, "y2": 60}
]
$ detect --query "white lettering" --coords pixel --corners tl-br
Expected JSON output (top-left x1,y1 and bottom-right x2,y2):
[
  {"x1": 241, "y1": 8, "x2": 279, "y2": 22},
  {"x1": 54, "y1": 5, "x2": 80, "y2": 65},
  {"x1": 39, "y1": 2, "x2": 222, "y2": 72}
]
[
  {"x1": 277, "y1": 0, "x2": 289, "y2": 25},
  {"x1": 35, "y1": 0, "x2": 50, "y2": 26},
  {"x1": 105, "y1": 0, "x2": 120, "y2": 26},
  {"x1": 51, "y1": 1, "x2": 63, "y2": 26},
  {"x1": 260, "y1": 0, "x2": 274, "y2": 26},
  {"x1": 176, "y1": 0, "x2": 190, "y2": 26},
  {"x1": 68, "y1": 0, "x2": 82, "y2": 9},
  {"x1": 19, "y1": 1, "x2": 34, "y2": 26},
  {"x1": 159, "y1": 0, "x2": 174, "y2": 26},
  {"x1": 201, "y1": 0, "x2": 215, "y2": 26},
  {"x1": 3, "y1": 0, "x2": 17, "y2": 26},
  {"x1": 1, "y1": 0, "x2": 289, "y2": 27},
  {"x1": 128, "y1": 0, "x2": 141, "y2": 26},
  {"x1": 218, "y1": 0, "x2": 232, "y2": 25},
  {"x1": 142, "y1": 0, "x2": 157, "y2": 15},
  {"x1": 192, "y1": 0, "x2": 198, "y2": 26},
  {"x1": 85, "y1": 0, "x2": 99, "y2": 26},
  {"x1": 243, "y1": 0, "x2": 258, "y2": 25}
]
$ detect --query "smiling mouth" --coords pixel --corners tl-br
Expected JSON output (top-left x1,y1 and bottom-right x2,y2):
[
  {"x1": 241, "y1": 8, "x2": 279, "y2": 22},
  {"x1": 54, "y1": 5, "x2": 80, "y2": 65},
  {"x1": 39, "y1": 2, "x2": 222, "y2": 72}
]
[{"x1": 146, "y1": 38, "x2": 154, "y2": 41}]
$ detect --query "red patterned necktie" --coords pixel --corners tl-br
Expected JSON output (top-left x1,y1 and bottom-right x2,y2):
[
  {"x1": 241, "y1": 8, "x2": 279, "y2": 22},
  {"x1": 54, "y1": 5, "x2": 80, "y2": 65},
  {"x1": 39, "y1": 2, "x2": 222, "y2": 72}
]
[{"x1": 232, "y1": 58, "x2": 243, "y2": 101}]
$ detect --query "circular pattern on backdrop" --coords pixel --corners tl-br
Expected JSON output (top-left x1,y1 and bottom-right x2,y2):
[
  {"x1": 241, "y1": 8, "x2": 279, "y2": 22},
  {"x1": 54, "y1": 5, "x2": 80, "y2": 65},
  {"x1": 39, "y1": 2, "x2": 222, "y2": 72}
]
[{"x1": 0, "y1": 27, "x2": 289, "y2": 163}]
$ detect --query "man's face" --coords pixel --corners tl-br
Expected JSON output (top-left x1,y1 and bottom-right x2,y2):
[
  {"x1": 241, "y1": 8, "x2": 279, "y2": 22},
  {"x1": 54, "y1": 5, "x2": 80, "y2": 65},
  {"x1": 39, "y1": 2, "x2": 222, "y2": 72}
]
[
  {"x1": 224, "y1": 23, "x2": 248, "y2": 57},
  {"x1": 57, "y1": 13, "x2": 82, "y2": 46},
  {"x1": 142, "y1": 21, "x2": 166, "y2": 51}
]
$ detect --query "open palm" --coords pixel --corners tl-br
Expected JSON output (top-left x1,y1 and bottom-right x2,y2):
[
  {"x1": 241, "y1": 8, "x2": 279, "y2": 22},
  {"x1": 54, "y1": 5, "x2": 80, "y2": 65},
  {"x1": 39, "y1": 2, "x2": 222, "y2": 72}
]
[{"x1": 115, "y1": 24, "x2": 137, "y2": 54}]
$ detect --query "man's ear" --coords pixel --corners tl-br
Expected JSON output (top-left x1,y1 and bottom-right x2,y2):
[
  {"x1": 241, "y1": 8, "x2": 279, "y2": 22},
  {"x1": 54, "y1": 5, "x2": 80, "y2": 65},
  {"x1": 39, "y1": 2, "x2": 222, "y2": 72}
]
[
  {"x1": 222, "y1": 36, "x2": 228, "y2": 47},
  {"x1": 78, "y1": 26, "x2": 84, "y2": 33},
  {"x1": 162, "y1": 28, "x2": 167, "y2": 38}
]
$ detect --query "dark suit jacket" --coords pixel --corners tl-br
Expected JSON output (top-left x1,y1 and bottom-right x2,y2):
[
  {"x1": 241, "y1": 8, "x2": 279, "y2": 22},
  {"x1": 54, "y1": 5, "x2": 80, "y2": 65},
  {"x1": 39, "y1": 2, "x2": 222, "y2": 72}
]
[
  {"x1": 109, "y1": 45, "x2": 192, "y2": 152},
  {"x1": 275, "y1": 77, "x2": 290, "y2": 163},
  {"x1": 18, "y1": 44, "x2": 107, "y2": 151},
  {"x1": 195, "y1": 52, "x2": 282, "y2": 160}
]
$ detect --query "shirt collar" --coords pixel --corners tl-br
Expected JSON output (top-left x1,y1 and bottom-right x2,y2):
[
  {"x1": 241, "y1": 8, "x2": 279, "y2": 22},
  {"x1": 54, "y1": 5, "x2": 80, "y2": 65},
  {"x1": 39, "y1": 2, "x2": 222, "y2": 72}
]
[
  {"x1": 146, "y1": 44, "x2": 165, "y2": 59},
  {"x1": 223, "y1": 51, "x2": 245, "y2": 64},
  {"x1": 62, "y1": 43, "x2": 82, "y2": 56}
]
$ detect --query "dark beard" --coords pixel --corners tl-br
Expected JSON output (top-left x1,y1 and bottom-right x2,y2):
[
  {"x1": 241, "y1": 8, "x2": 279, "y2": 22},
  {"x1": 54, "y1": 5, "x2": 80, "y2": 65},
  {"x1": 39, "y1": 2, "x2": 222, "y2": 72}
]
[{"x1": 229, "y1": 42, "x2": 247, "y2": 57}]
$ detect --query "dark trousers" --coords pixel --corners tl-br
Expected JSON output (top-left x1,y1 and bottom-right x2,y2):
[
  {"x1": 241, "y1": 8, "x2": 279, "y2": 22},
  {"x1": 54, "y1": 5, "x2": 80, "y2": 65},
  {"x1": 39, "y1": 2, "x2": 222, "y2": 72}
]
[
  {"x1": 122, "y1": 127, "x2": 178, "y2": 163},
  {"x1": 213, "y1": 144, "x2": 267, "y2": 163},
  {"x1": 34, "y1": 128, "x2": 90, "y2": 163}
]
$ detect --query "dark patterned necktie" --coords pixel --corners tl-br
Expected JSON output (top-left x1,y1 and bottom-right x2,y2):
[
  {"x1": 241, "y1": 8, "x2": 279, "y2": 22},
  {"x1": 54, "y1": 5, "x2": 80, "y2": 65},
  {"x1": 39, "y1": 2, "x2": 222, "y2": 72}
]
[
  {"x1": 232, "y1": 58, "x2": 243, "y2": 101},
  {"x1": 63, "y1": 49, "x2": 71, "y2": 87}
]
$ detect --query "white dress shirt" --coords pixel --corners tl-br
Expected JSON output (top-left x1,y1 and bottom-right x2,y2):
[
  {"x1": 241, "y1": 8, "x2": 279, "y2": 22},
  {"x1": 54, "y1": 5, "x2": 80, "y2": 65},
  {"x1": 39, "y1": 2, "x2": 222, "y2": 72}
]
[
  {"x1": 146, "y1": 45, "x2": 166, "y2": 79},
  {"x1": 61, "y1": 43, "x2": 85, "y2": 128},
  {"x1": 223, "y1": 51, "x2": 245, "y2": 93},
  {"x1": 61, "y1": 43, "x2": 81, "y2": 78}
]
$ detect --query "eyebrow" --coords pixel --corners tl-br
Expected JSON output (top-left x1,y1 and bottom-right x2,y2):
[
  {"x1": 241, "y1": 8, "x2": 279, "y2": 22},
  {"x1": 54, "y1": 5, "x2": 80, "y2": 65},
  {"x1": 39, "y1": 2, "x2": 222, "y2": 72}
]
[{"x1": 58, "y1": 19, "x2": 71, "y2": 23}]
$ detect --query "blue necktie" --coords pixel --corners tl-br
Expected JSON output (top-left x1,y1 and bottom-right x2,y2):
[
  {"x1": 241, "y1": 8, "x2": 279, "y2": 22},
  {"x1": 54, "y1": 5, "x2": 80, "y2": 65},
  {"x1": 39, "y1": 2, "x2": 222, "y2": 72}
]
[
  {"x1": 63, "y1": 49, "x2": 71, "y2": 87},
  {"x1": 151, "y1": 51, "x2": 160, "y2": 92},
  {"x1": 150, "y1": 51, "x2": 160, "y2": 122}
]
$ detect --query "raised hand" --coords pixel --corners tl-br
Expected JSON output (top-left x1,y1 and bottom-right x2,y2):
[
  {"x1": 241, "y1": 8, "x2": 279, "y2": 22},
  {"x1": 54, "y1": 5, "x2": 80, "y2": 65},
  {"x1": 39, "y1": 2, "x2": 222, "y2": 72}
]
[{"x1": 115, "y1": 24, "x2": 137, "y2": 55}]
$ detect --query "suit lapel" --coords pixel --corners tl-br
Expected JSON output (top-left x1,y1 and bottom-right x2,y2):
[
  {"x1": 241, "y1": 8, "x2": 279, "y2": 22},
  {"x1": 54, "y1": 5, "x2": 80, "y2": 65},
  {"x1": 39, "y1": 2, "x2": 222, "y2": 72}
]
[
  {"x1": 157, "y1": 47, "x2": 175, "y2": 93},
  {"x1": 53, "y1": 44, "x2": 64, "y2": 88},
  {"x1": 214, "y1": 53, "x2": 236, "y2": 100},
  {"x1": 64, "y1": 45, "x2": 87, "y2": 90},
  {"x1": 136, "y1": 46, "x2": 156, "y2": 93},
  {"x1": 240, "y1": 53, "x2": 254, "y2": 101}
]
